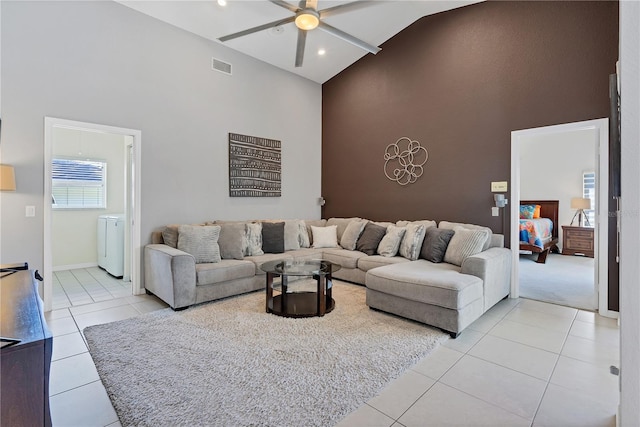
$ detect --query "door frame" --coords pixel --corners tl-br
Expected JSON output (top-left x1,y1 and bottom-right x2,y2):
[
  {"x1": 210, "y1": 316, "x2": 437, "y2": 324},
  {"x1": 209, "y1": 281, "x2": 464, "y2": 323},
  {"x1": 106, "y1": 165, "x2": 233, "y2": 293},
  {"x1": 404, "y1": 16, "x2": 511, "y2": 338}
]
[
  {"x1": 510, "y1": 118, "x2": 617, "y2": 318},
  {"x1": 43, "y1": 117, "x2": 143, "y2": 311}
]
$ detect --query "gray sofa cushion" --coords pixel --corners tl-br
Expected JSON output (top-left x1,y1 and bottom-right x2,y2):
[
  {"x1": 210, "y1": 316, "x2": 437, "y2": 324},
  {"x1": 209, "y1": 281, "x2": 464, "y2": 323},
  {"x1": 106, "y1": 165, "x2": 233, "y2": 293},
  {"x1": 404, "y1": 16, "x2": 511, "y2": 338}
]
[
  {"x1": 327, "y1": 217, "x2": 361, "y2": 241},
  {"x1": 421, "y1": 228, "x2": 455, "y2": 263},
  {"x1": 365, "y1": 260, "x2": 483, "y2": 310},
  {"x1": 283, "y1": 220, "x2": 302, "y2": 251},
  {"x1": 340, "y1": 220, "x2": 367, "y2": 250},
  {"x1": 177, "y1": 225, "x2": 221, "y2": 264},
  {"x1": 357, "y1": 255, "x2": 410, "y2": 272},
  {"x1": 195, "y1": 260, "x2": 255, "y2": 286},
  {"x1": 322, "y1": 248, "x2": 366, "y2": 269},
  {"x1": 262, "y1": 221, "x2": 285, "y2": 253},
  {"x1": 444, "y1": 227, "x2": 490, "y2": 267},
  {"x1": 305, "y1": 219, "x2": 327, "y2": 245},
  {"x1": 161, "y1": 225, "x2": 180, "y2": 248},
  {"x1": 356, "y1": 222, "x2": 387, "y2": 255},
  {"x1": 218, "y1": 223, "x2": 245, "y2": 260}
]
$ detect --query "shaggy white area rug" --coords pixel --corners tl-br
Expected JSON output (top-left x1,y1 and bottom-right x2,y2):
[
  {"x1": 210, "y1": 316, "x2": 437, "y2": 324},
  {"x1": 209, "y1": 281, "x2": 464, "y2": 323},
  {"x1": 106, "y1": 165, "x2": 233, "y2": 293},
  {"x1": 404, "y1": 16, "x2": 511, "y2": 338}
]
[{"x1": 84, "y1": 281, "x2": 448, "y2": 427}]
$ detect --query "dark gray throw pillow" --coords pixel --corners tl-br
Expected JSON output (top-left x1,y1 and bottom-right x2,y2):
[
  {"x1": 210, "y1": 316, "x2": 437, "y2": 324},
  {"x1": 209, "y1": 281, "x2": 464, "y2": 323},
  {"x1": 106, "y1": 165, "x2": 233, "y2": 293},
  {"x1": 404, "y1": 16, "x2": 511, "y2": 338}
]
[
  {"x1": 420, "y1": 227, "x2": 455, "y2": 263},
  {"x1": 356, "y1": 222, "x2": 388, "y2": 256},
  {"x1": 262, "y1": 221, "x2": 285, "y2": 254}
]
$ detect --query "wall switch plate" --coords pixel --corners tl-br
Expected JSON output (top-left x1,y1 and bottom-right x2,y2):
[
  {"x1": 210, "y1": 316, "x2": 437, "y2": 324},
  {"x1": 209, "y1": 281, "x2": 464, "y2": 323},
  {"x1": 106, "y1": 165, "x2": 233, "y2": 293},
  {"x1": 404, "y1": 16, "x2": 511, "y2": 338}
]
[
  {"x1": 26, "y1": 206, "x2": 36, "y2": 217},
  {"x1": 491, "y1": 207, "x2": 500, "y2": 216},
  {"x1": 491, "y1": 181, "x2": 508, "y2": 192}
]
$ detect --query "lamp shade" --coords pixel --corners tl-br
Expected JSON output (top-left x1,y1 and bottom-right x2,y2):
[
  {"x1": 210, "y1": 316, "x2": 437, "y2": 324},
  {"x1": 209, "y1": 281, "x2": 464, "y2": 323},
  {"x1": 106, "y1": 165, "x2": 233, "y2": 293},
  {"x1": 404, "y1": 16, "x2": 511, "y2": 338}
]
[
  {"x1": 571, "y1": 197, "x2": 591, "y2": 210},
  {"x1": 0, "y1": 164, "x2": 16, "y2": 191}
]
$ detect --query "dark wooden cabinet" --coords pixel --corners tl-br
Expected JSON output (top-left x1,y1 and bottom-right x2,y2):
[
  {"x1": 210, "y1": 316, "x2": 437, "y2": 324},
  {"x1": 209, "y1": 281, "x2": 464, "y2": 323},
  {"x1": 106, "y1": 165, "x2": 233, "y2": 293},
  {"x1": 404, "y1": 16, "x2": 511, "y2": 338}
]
[
  {"x1": 562, "y1": 225, "x2": 595, "y2": 258},
  {"x1": 1, "y1": 270, "x2": 53, "y2": 427}
]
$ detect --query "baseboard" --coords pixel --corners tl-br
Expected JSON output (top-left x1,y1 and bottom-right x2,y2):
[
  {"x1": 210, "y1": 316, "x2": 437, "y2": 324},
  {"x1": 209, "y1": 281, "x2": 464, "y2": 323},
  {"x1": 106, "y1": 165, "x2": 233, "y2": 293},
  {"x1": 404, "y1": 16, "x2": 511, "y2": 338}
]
[{"x1": 53, "y1": 262, "x2": 98, "y2": 272}]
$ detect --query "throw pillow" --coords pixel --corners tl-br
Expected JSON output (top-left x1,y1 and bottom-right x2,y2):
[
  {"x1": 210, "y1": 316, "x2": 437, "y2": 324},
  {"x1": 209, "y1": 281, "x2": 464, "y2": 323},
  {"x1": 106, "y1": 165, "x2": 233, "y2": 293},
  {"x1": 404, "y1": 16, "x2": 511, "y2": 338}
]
[
  {"x1": 298, "y1": 220, "x2": 310, "y2": 248},
  {"x1": 356, "y1": 222, "x2": 387, "y2": 255},
  {"x1": 311, "y1": 225, "x2": 338, "y2": 248},
  {"x1": 377, "y1": 225, "x2": 406, "y2": 257},
  {"x1": 161, "y1": 224, "x2": 180, "y2": 248},
  {"x1": 177, "y1": 225, "x2": 221, "y2": 264},
  {"x1": 305, "y1": 219, "x2": 327, "y2": 246},
  {"x1": 438, "y1": 221, "x2": 493, "y2": 251},
  {"x1": 217, "y1": 223, "x2": 245, "y2": 260},
  {"x1": 420, "y1": 227, "x2": 455, "y2": 263},
  {"x1": 243, "y1": 222, "x2": 264, "y2": 256},
  {"x1": 443, "y1": 226, "x2": 490, "y2": 267},
  {"x1": 283, "y1": 220, "x2": 301, "y2": 251},
  {"x1": 340, "y1": 220, "x2": 367, "y2": 251},
  {"x1": 519, "y1": 205, "x2": 536, "y2": 219},
  {"x1": 326, "y1": 217, "x2": 361, "y2": 241},
  {"x1": 398, "y1": 223, "x2": 427, "y2": 260},
  {"x1": 533, "y1": 204, "x2": 542, "y2": 219},
  {"x1": 262, "y1": 222, "x2": 285, "y2": 254}
]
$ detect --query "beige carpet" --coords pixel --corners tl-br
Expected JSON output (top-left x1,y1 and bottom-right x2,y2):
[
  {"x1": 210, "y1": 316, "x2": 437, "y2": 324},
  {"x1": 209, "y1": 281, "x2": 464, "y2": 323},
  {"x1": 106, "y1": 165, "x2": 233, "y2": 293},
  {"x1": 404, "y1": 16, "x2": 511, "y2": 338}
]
[
  {"x1": 519, "y1": 253, "x2": 597, "y2": 311},
  {"x1": 84, "y1": 281, "x2": 448, "y2": 427}
]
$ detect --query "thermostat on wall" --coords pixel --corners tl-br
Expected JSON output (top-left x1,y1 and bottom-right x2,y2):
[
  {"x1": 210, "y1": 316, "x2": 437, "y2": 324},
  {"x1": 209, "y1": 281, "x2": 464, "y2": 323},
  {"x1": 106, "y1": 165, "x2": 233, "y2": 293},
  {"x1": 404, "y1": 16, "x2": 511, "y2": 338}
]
[{"x1": 491, "y1": 181, "x2": 508, "y2": 192}]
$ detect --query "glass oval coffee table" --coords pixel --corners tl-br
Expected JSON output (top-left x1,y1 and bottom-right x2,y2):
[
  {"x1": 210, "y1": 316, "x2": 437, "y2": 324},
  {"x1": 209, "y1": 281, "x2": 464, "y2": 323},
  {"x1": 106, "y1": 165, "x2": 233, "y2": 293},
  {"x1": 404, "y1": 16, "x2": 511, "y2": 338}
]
[{"x1": 260, "y1": 259, "x2": 340, "y2": 318}]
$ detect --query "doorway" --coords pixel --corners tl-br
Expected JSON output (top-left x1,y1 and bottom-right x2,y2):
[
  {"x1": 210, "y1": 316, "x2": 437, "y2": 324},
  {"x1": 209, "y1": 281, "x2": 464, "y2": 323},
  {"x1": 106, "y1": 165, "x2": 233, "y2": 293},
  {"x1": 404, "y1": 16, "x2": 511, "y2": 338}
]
[
  {"x1": 510, "y1": 118, "x2": 616, "y2": 318},
  {"x1": 43, "y1": 118, "x2": 142, "y2": 312}
]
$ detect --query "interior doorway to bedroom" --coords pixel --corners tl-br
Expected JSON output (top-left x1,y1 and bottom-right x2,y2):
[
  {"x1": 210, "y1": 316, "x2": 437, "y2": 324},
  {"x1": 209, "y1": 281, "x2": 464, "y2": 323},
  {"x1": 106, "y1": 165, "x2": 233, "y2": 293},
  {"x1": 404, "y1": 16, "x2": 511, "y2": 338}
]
[{"x1": 510, "y1": 118, "x2": 614, "y2": 317}]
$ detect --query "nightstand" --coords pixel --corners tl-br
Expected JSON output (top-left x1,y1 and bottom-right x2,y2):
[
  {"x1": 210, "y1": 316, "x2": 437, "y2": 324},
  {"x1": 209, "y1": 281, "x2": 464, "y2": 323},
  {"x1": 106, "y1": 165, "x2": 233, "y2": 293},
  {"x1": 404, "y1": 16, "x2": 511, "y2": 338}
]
[{"x1": 562, "y1": 225, "x2": 594, "y2": 258}]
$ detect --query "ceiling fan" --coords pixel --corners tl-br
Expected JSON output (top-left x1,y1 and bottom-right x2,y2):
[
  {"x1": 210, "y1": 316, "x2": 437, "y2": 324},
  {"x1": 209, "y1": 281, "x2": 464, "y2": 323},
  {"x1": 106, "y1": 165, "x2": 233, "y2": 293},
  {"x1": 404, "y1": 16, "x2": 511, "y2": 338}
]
[{"x1": 218, "y1": 0, "x2": 381, "y2": 67}]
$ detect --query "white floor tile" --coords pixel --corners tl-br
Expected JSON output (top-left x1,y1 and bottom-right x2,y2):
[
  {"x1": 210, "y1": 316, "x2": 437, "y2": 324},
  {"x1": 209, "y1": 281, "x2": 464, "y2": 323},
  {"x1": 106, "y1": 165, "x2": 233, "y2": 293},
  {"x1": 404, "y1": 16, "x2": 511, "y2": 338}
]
[
  {"x1": 468, "y1": 312, "x2": 502, "y2": 334},
  {"x1": 469, "y1": 334, "x2": 559, "y2": 381},
  {"x1": 504, "y1": 306, "x2": 574, "y2": 334},
  {"x1": 398, "y1": 382, "x2": 530, "y2": 427},
  {"x1": 411, "y1": 345, "x2": 464, "y2": 380},
  {"x1": 131, "y1": 299, "x2": 169, "y2": 314},
  {"x1": 569, "y1": 320, "x2": 620, "y2": 346},
  {"x1": 52, "y1": 331, "x2": 88, "y2": 361},
  {"x1": 533, "y1": 383, "x2": 617, "y2": 427},
  {"x1": 334, "y1": 404, "x2": 395, "y2": 427},
  {"x1": 74, "y1": 305, "x2": 141, "y2": 332},
  {"x1": 367, "y1": 370, "x2": 435, "y2": 419},
  {"x1": 439, "y1": 355, "x2": 547, "y2": 420},
  {"x1": 442, "y1": 329, "x2": 484, "y2": 353},
  {"x1": 47, "y1": 316, "x2": 79, "y2": 337},
  {"x1": 561, "y1": 335, "x2": 620, "y2": 369},
  {"x1": 49, "y1": 381, "x2": 119, "y2": 427},
  {"x1": 489, "y1": 319, "x2": 567, "y2": 353},
  {"x1": 70, "y1": 298, "x2": 129, "y2": 316},
  {"x1": 550, "y1": 356, "x2": 619, "y2": 406},
  {"x1": 576, "y1": 310, "x2": 619, "y2": 328},
  {"x1": 49, "y1": 352, "x2": 100, "y2": 396},
  {"x1": 517, "y1": 298, "x2": 578, "y2": 319},
  {"x1": 45, "y1": 308, "x2": 72, "y2": 321},
  {"x1": 485, "y1": 297, "x2": 520, "y2": 318}
]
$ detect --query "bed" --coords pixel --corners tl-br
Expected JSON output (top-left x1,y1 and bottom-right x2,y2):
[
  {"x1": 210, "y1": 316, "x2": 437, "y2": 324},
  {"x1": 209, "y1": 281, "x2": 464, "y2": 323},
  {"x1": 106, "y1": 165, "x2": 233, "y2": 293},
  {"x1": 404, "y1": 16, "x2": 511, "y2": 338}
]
[{"x1": 519, "y1": 200, "x2": 559, "y2": 264}]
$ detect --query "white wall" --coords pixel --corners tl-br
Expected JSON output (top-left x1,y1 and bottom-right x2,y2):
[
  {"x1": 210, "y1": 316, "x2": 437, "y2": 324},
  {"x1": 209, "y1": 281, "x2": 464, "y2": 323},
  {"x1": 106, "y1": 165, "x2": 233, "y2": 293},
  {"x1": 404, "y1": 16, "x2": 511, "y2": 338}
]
[
  {"x1": 519, "y1": 128, "x2": 597, "y2": 250},
  {"x1": 52, "y1": 127, "x2": 127, "y2": 269},
  {"x1": 619, "y1": 0, "x2": 640, "y2": 425},
  {"x1": 0, "y1": 1, "x2": 322, "y2": 285}
]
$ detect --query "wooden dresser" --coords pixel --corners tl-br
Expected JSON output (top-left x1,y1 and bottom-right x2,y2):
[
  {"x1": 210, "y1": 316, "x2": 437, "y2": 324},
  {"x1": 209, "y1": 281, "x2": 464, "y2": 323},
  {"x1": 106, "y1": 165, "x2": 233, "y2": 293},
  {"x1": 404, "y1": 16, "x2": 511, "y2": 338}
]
[
  {"x1": 562, "y1": 225, "x2": 595, "y2": 258},
  {"x1": 1, "y1": 270, "x2": 53, "y2": 427}
]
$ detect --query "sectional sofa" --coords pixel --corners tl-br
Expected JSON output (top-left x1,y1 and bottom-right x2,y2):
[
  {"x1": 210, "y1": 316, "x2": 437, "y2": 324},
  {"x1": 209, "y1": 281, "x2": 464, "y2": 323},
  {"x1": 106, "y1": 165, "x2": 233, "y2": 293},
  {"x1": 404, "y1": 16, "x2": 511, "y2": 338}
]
[{"x1": 144, "y1": 217, "x2": 511, "y2": 337}]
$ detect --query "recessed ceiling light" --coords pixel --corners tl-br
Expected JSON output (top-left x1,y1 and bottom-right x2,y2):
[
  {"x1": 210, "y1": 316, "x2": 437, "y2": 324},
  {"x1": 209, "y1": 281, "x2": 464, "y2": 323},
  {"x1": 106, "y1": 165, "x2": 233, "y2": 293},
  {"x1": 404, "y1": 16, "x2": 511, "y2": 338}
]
[
  {"x1": 217, "y1": 0, "x2": 227, "y2": 6},
  {"x1": 318, "y1": 48, "x2": 326, "y2": 56}
]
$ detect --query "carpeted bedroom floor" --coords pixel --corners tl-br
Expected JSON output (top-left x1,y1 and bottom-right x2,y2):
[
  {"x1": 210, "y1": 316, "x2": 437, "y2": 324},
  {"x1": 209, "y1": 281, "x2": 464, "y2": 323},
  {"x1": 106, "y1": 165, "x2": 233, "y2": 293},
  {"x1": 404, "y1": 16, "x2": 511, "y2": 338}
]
[{"x1": 519, "y1": 252, "x2": 596, "y2": 311}]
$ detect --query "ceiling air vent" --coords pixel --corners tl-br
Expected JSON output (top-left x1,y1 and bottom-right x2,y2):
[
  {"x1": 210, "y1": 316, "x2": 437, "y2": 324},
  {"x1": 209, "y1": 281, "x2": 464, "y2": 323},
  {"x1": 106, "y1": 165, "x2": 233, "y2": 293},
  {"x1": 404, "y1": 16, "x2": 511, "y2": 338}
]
[{"x1": 212, "y1": 58, "x2": 232, "y2": 75}]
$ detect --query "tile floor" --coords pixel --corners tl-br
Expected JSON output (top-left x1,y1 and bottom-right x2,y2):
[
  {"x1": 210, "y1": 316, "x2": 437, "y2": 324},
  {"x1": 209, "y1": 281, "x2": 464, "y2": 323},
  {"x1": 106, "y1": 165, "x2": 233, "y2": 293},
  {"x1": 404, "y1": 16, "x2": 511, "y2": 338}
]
[
  {"x1": 47, "y1": 282, "x2": 619, "y2": 427},
  {"x1": 52, "y1": 267, "x2": 132, "y2": 309}
]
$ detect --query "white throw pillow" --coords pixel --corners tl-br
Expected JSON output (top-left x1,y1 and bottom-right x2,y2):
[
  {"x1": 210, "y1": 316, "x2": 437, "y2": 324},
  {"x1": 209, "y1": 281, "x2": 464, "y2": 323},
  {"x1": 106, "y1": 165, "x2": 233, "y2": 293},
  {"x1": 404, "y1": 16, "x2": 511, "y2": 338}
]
[
  {"x1": 398, "y1": 223, "x2": 427, "y2": 260},
  {"x1": 311, "y1": 225, "x2": 338, "y2": 248},
  {"x1": 243, "y1": 222, "x2": 264, "y2": 256},
  {"x1": 377, "y1": 225, "x2": 406, "y2": 257},
  {"x1": 443, "y1": 226, "x2": 489, "y2": 266}
]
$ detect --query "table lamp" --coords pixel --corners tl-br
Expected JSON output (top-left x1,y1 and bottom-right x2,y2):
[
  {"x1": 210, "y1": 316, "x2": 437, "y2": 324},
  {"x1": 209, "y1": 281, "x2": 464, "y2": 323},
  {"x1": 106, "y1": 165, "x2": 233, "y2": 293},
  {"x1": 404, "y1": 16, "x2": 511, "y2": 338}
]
[{"x1": 570, "y1": 197, "x2": 591, "y2": 227}]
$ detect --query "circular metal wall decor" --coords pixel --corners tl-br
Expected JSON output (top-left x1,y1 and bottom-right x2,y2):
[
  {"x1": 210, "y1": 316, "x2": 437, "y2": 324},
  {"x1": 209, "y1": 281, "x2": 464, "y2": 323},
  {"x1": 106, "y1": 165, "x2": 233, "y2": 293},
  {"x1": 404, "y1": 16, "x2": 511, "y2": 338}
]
[{"x1": 383, "y1": 137, "x2": 429, "y2": 186}]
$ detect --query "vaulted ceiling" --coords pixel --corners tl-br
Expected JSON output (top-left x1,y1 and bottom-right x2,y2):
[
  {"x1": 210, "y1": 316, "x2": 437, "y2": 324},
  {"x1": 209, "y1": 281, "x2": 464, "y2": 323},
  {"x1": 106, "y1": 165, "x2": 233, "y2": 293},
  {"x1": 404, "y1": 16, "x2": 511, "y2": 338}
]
[{"x1": 117, "y1": 0, "x2": 481, "y2": 83}]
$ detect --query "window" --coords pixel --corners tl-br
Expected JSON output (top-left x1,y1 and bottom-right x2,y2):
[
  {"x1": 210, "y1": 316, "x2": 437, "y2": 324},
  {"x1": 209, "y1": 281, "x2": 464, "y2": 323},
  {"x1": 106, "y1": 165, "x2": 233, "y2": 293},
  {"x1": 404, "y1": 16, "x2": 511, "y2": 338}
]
[
  {"x1": 583, "y1": 171, "x2": 596, "y2": 226},
  {"x1": 52, "y1": 158, "x2": 107, "y2": 209}
]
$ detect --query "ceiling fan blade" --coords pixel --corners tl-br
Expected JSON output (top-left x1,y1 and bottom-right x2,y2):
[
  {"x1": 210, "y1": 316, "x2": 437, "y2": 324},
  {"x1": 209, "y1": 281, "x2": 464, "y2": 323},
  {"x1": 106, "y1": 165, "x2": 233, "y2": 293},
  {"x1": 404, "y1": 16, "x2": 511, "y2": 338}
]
[
  {"x1": 317, "y1": 21, "x2": 381, "y2": 55},
  {"x1": 218, "y1": 16, "x2": 295, "y2": 42},
  {"x1": 269, "y1": 0, "x2": 300, "y2": 13},
  {"x1": 295, "y1": 29, "x2": 307, "y2": 68},
  {"x1": 319, "y1": 1, "x2": 376, "y2": 18}
]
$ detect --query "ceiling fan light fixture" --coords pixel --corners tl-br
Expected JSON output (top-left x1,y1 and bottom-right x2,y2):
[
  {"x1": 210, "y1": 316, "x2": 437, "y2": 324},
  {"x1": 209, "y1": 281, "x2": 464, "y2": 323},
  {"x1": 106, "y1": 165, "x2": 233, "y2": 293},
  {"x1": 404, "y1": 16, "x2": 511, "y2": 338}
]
[{"x1": 295, "y1": 9, "x2": 320, "y2": 31}]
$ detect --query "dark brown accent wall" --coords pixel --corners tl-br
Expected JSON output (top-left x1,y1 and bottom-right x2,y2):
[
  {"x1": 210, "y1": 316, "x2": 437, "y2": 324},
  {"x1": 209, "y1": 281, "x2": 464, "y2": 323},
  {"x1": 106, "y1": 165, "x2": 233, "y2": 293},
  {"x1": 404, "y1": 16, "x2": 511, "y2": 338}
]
[{"x1": 322, "y1": 1, "x2": 618, "y2": 246}]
